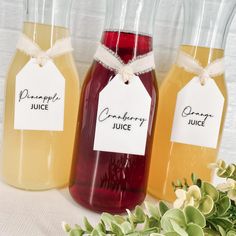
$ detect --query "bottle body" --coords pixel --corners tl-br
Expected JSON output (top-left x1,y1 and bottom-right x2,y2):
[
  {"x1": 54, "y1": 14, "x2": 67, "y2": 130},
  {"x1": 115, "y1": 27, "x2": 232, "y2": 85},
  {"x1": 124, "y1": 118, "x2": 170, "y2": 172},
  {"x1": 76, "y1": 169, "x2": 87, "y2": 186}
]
[
  {"x1": 148, "y1": 45, "x2": 227, "y2": 201},
  {"x1": 69, "y1": 31, "x2": 158, "y2": 213},
  {"x1": 2, "y1": 21, "x2": 80, "y2": 190}
]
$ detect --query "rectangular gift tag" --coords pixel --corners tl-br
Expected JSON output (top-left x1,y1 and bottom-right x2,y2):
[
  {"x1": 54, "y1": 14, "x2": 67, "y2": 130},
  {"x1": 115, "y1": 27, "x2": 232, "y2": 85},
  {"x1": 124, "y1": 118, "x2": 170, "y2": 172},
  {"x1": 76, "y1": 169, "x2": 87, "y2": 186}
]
[
  {"x1": 93, "y1": 74, "x2": 151, "y2": 155},
  {"x1": 171, "y1": 77, "x2": 224, "y2": 148},
  {"x1": 14, "y1": 59, "x2": 65, "y2": 131}
]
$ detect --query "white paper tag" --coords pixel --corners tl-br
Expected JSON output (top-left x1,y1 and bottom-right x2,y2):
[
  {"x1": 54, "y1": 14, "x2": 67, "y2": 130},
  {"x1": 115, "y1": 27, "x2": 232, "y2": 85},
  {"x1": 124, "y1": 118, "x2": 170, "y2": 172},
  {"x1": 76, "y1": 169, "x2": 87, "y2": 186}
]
[
  {"x1": 171, "y1": 77, "x2": 225, "y2": 148},
  {"x1": 93, "y1": 74, "x2": 151, "y2": 155},
  {"x1": 14, "y1": 59, "x2": 65, "y2": 131}
]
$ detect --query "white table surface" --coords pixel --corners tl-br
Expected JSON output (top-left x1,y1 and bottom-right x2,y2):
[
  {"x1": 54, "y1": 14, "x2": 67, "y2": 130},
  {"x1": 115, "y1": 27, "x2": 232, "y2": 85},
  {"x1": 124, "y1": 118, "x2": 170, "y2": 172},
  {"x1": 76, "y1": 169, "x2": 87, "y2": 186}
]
[
  {"x1": 0, "y1": 180, "x2": 156, "y2": 236},
  {"x1": 0, "y1": 180, "x2": 101, "y2": 236}
]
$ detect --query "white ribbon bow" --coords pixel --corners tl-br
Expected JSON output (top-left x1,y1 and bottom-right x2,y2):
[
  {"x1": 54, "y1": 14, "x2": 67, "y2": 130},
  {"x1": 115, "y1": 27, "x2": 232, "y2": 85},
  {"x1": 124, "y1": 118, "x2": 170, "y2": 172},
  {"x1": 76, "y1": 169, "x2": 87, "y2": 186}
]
[
  {"x1": 17, "y1": 34, "x2": 73, "y2": 66},
  {"x1": 176, "y1": 51, "x2": 225, "y2": 85},
  {"x1": 94, "y1": 44, "x2": 155, "y2": 83}
]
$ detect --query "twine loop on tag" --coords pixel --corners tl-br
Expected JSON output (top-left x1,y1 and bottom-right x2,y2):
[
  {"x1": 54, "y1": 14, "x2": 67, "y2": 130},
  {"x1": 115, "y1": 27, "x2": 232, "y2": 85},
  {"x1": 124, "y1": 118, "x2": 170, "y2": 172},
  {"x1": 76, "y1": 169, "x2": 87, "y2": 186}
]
[
  {"x1": 176, "y1": 51, "x2": 225, "y2": 86},
  {"x1": 16, "y1": 34, "x2": 74, "y2": 67},
  {"x1": 118, "y1": 65, "x2": 134, "y2": 83},
  {"x1": 94, "y1": 44, "x2": 155, "y2": 83},
  {"x1": 199, "y1": 70, "x2": 211, "y2": 86},
  {"x1": 36, "y1": 52, "x2": 50, "y2": 67}
]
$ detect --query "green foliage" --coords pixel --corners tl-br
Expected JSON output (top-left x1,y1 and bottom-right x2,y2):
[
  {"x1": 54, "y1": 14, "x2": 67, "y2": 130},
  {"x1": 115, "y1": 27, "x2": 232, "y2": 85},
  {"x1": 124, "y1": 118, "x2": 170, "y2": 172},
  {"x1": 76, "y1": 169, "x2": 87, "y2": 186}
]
[
  {"x1": 63, "y1": 160, "x2": 236, "y2": 236},
  {"x1": 214, "y1": 160, "x2": 236, "y2": 181}
]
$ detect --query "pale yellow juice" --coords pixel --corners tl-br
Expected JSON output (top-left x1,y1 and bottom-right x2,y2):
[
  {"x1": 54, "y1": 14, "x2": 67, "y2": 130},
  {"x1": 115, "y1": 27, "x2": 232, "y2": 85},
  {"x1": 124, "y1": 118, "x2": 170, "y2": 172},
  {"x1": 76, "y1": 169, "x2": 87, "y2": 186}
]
[
  {"x1": 148, "y1": 45, "x2": 227, "y2": 202},
  {"x1": 1, "y1": 22, "x2": 80, "y2": 190}
]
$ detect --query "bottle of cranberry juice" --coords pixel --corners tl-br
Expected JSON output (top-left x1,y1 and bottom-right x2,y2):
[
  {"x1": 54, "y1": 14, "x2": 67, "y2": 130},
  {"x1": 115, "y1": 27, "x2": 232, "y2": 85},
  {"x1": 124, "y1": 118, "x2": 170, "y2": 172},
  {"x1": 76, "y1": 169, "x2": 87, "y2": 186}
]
[{"x1": 69, "y1": 0, "x2": 159, "y2": 213}]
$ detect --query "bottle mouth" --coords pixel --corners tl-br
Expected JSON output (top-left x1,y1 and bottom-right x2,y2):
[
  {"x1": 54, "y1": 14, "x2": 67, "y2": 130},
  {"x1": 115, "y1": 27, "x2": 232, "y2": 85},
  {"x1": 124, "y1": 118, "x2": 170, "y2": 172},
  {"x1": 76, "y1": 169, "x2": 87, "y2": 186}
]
[
  {"x1": 24, "y1": 0, "x2": 72, "y2": 28},
  {"x1": 104, "y1": 0, "x2": 159, "y2": 37},
  {"x1": 182, "y1": 0, "x2": 236, "y2": 49}
]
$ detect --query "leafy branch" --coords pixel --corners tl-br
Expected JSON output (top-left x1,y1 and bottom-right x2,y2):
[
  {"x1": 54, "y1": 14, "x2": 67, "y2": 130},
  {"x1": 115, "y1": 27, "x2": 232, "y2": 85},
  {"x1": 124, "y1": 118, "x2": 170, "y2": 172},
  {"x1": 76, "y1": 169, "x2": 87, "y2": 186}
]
[{"x1": 63, "y1": 160, "x2": 236, "y2": 236}]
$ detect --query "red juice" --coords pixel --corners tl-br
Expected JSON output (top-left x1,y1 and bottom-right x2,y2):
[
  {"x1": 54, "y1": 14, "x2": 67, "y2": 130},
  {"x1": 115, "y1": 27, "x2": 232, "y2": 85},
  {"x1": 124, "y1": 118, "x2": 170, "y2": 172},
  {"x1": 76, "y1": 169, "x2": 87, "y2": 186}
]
[{"x1": 69, "y1": 31, "x2": 158, "y2": 213}]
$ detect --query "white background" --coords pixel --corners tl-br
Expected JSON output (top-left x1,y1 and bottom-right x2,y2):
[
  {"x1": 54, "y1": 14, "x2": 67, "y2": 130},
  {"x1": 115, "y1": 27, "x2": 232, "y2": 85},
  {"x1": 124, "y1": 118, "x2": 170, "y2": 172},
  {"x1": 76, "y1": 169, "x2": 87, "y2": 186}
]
[{"x1": 0, "y1": 0, "x2": 235, "y2": 235}]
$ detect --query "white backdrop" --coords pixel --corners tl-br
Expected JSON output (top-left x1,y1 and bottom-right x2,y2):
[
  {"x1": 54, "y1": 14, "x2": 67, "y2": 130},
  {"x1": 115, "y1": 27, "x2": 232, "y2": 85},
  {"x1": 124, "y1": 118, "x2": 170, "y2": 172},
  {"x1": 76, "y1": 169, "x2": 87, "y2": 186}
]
[
  {"x1": 0, "y1": 0, "x2": 236, "y2": 164},
  {"x1": 0, "y1": 1, "x2": 236, "y2": 235}
]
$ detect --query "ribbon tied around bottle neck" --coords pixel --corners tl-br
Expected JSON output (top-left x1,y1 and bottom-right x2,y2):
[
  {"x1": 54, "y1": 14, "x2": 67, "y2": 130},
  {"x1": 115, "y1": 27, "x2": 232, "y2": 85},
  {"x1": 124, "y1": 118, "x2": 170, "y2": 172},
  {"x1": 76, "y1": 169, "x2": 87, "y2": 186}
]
[
  {"x1": 176, "y1": 50, "x2": 225, "y2": 86},
  {"x1": 16, "y1": 34, "x2": 73, "y2": 67},
  {"x1": 94, "y1": 44, "x2": 155, "y2": 83}
]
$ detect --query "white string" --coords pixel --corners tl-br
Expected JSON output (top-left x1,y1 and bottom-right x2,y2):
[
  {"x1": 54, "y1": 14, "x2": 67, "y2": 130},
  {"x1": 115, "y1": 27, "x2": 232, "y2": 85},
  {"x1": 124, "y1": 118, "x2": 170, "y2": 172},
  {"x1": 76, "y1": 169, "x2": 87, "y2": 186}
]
[
  {"x1": 176, "y1": 51, "x2": 225, "y2": 85},
  {"x1": 94, "y1": 43, "x2": 155, "y2": 83},
  {"x1": 16, "y1": 34, "x2": 73, "y2": 66}
]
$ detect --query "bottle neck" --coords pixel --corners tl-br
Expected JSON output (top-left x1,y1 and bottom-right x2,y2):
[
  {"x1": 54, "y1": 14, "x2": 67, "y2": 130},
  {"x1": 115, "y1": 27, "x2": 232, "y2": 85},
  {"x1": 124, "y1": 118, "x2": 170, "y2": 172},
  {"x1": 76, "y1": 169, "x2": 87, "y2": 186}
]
[
  {"x1": 23, "y1": 0, "x2": 72, "y2": 47},
  {"x1": 180, "y1": 45, "x2": 224, "y2": 68},
  {"x1": 24, "y1": 0, "x2": 72, "y2": 27},
  {"x1": 182, "y1": 0, "x2": 236, "y2": 50},
  {"x1": 101, "y1": 0, "x2": 158, "y2": 62}
]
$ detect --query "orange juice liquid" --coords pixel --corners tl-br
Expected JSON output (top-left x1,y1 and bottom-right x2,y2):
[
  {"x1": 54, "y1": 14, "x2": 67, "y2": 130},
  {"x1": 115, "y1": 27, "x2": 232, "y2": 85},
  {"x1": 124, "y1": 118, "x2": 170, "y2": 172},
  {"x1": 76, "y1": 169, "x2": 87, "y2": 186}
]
[
  {"x1": 148, "y1": 45, "x2": 227, "y2": 202},
  {"x1": 1, "y1": 22, "x2": 80, "y2": 190}
]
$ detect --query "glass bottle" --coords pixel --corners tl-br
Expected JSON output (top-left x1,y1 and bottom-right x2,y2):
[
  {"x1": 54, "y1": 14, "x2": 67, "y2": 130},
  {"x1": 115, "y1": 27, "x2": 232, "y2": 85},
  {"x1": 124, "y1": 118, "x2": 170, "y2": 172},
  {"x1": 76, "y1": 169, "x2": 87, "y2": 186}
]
[
  {"x1": 1, "y1": 0, "x2": 80, "y2": 190},
  {"x1": 69, "y1": 0, "x2": 159, "y2": 213},
  {"x1": 148, "y1": 0, "x2": 236, "y2": 202}
]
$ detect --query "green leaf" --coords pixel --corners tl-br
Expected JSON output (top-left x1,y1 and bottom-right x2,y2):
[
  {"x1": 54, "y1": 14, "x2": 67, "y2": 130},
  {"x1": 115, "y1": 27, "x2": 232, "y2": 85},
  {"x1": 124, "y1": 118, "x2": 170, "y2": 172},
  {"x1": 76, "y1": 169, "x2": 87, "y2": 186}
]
[
  {"x1": 161, "y1": 209, "x2": 186, "y2": 232},
  {"x1": 217, "y1": 196, "x2": 231, "y2": 216},
  {"x1": 150, "y1": 234, "x2": 165, "y2": 236},
  {"x1": 143, "y1": 216, "x2": 151, "y2": 230},
  {"x1": 188, "y1": 185, "x2": 202, "y2": 201},
  {"x1": 145, "y1": 201, "x2": 160, "y2": 220},
  {"x1": 69, "y1": 229, "x2": 84, "y2": 236},
  {"x1": 140, "y1": 227, "x2": 160, "y2": 235},
  {"x1": 83, "y1": 217, "x2": 93, "y2": 233},
  {"x1": 186, "y1": 223, "x2": 204, "y2": 236},
  {"x1": 202, "y1": 182, "x2": 219, "y2": 202},
  {"x1": 148, "y1": 216, "x2": 161, "y2": 229},
  {"x1": 218, "y1": 225, "x2": 226, "y2": 236},
  {"x1": 91, "y1": 228, "x2": 106, "y2": 236},
  {"x1": 114, "y1": 215, "x2": 126, "y2": 224},
  {"x1": 134, "y1": 205, "x2": 146, "y2": 222},
  {"x1": 218, "y1": 160, "x2": 226, "y2": 169},
  {"x1": 120, "y1": 221, "x2": 133, "y2": 234},
  {"x1": 217, "y1": 169, "x2": 228, "y2": 178},
  {"x1": 210, "y1": 218, "x2": 233, "y2": 231},
  {"x1": 62, "y1": 222, "x2": 71, "y2": 232},
  {"x1": 184, "y1": 206, "x2": 206, "y2": 228},
  {"x1": 226, "y1": 230, "x2": 236, "y2": 236},
  {"x1": 126, "y1": 233, "x2": 141, "y2": 236},
  {"x1": 204, "y1": 228, "x2": 221, "y2": 236},
  {"x1": 169, "y1": 219, "x2": 188, "y2": 236},
  {"x1": 226, "y1": 165, "x2": 236, "y2": 177},
  {"x1": 74, "y1": 224, "x2": 83, "y2": 230},
  {"x1": 111, "y1": 221, "x2": 124, "y2": 236},
  {"x1": 101, "y1": 213, "x2": 115, "y2": 227},
  {"x1": 191, "y1": 173, "x2": 199, "y2": 185},
  {"x1": 159, "y1": 201, "x2": 170, "y2": 217},
  {"x1": 126, "y1": 209, "x2": 137, "y2": 227},
  {"x1": 205, "y1": 204, "x2": 216, "y2": 218},
  {"x1": 228, "y1": 189, "x2": 236, "y2": 201},
  {"x1": 94, "y1": 223, "x2": 106, "y2": 234},
  {"x1": 164, "y1": 232, "x2": 181, "y2": 236},
  {"x1": 198, "y1": 195, "x2": 214, "y2": 215}
]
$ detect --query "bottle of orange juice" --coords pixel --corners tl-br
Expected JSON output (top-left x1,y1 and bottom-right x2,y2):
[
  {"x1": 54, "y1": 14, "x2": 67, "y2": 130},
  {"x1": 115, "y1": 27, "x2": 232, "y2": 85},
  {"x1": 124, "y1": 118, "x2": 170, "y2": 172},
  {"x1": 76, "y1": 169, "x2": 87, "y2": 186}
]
[
  {"x1": 148, "y1": 0, "x2": 236, "y2": 202},
  {"x1": 1, "y1": 0, "x2": 80, "y2": 190}
]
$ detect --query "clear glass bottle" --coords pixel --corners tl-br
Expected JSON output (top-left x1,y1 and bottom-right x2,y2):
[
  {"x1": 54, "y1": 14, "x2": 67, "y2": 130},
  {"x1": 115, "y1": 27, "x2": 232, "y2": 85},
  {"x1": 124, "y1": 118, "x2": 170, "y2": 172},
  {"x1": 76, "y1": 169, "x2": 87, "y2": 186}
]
[
  {"x1": 69, "y1": 0, "x2": 159, "y2": 213},
  {"x1": 148, "y1": 0, "x2": 236, "y2": 202},
  {"x1": 1, "y1": 0, "x2": 80, "y2": 190}
]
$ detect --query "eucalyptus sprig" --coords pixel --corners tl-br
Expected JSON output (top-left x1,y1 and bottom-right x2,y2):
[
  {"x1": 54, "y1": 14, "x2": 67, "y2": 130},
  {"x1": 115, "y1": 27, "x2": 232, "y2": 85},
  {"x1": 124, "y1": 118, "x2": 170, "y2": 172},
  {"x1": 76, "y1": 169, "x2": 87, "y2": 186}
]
[
  {"x1": 213, "y1": 160, "x2": 236, "y2": 181},
  {"x1": 63, "y1": 160, "x2": 236, "y2": 236}
]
